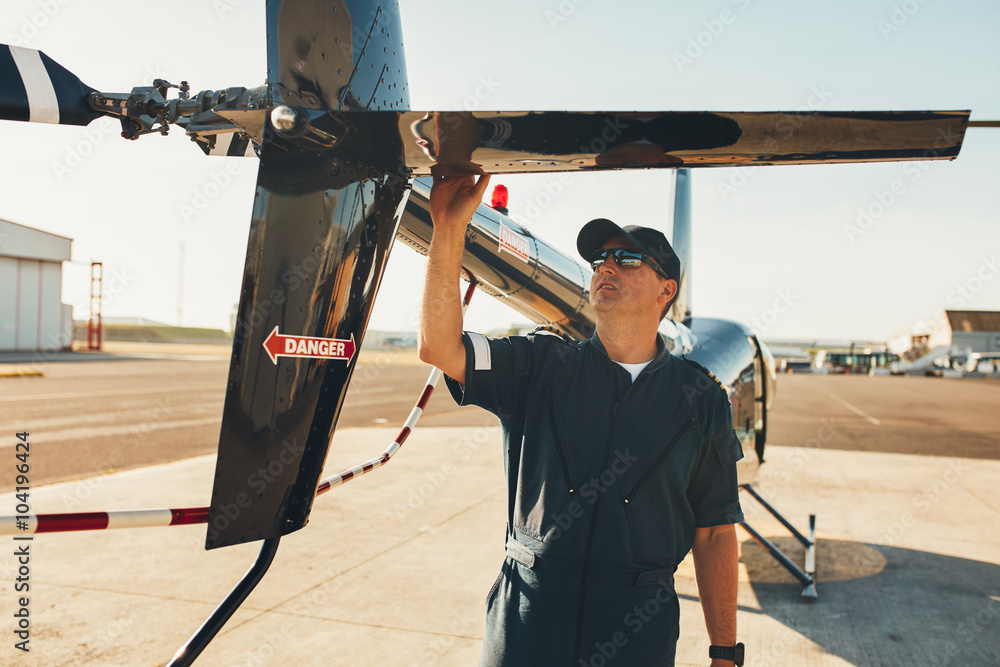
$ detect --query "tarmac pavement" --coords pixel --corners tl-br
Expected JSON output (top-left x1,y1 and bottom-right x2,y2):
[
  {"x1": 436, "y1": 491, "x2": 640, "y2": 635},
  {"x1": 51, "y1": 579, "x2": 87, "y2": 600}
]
[
  {"x1": 1, "y1": 425, "x2": 998, "y2": 666},
  {"x1": 0, "y1": 350, "x2": 493, "y2": 491}
]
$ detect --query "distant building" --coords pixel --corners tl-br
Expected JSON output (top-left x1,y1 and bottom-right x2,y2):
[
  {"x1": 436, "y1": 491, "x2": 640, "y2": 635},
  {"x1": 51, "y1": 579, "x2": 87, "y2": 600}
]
[
  {"x1": 888, "y1": 309, "x2": 1000, "y2": 373},
  {"x1": 764, "y1": 339, "x2": 896, "y2": 374},
  {"x1": 900, "y1": 309, "x2": 1000, "y2": 355},
  {"x1": 943, "y1": 310, "x2": 1000, "y2": 355},
  {"x1": 0, "y1": 219, "x2": 73, "y2": 351}
]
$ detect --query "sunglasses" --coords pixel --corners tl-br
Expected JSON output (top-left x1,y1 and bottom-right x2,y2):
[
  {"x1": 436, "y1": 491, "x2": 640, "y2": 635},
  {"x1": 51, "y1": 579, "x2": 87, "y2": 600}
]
[{"x1": 590, "y1": 248, "x2": 671, "y2": 281}]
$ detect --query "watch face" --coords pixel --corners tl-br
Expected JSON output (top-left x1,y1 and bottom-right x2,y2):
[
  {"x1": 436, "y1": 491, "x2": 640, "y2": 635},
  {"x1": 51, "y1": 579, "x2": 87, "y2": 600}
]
[{"x1": 734, "y1": 642, "x2": 745, "y2": 665}]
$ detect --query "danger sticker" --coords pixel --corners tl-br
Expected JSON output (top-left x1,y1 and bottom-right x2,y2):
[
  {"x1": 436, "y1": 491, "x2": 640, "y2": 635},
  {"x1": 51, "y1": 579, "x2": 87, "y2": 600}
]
[
  {"x1": 499, "y1": 223, "x2": 530, "y2": 263},
  {"x1": 263, "y1": 326, "x2": 356, "y2": 365}
]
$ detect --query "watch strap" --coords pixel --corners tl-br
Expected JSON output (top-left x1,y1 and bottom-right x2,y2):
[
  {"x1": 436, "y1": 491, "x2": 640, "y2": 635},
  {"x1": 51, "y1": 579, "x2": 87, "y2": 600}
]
[
  {"x1": 709, "y1": 642, "x2": 744, "y2": 665},
  {"x1": 709, "y1": 645, "x2": 733, "y2": 660}
]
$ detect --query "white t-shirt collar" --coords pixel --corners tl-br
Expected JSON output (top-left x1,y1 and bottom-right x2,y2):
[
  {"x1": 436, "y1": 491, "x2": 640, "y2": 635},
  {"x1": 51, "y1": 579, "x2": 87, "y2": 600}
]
[{"x1": 614, "y1": 359, "x2": 653, "y2": 382}]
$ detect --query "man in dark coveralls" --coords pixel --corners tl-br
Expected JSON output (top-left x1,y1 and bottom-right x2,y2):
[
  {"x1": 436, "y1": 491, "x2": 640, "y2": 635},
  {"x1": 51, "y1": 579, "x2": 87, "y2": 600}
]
[{"x1": 418, "y1": 166, "x2": 745, "y2": 667}]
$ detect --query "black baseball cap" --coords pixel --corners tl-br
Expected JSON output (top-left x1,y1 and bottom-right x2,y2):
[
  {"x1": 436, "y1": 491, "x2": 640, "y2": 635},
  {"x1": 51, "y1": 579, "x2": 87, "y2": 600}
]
[{"x1": 577, "y1": 218, "x2": 680, "y2": 281}]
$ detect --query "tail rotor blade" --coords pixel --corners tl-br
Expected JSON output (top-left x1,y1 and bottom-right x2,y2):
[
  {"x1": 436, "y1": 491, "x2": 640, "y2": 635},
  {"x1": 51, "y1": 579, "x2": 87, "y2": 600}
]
[
  {"x1": 0, "y1": 44, "x2": 100, "y2": 126},
  {"x1": 397, "y1": 110, "x2": 970, "y2": 174}
]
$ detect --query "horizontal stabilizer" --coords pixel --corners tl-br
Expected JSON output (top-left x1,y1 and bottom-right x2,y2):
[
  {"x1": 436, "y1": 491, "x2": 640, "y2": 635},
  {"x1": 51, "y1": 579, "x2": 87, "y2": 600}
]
[
  {"x1": 390, "y1": 110, "x2": 970, "y2": 174},
  {"x1": 0, "y1": 45, "x2": 99, "y2": 126}
]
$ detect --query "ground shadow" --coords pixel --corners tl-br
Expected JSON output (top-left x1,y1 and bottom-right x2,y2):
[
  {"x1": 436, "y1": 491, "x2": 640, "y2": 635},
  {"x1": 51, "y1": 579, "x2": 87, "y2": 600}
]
[{"x1": 743, "y1": 538, "x2": 1000, "y2": 666}]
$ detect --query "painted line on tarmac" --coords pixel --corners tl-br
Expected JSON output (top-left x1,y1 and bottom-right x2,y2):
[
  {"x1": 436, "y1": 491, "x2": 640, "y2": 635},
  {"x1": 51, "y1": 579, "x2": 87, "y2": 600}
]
[
  {"x1": 0, "y1": 417, "x2": 221, "y2": 447},
  {"x1": 830, "y1": 393, "x2": 881, "y2": 425},
  {"x1": 12, "y1": 400, "x2": 224, "y2": 431},
  {"x1": 99, "y1": 353, "x2": 231, "y2": 361},
  {"x1": 4, "y1": 383, "x2": 390, "y2": 404},
  {"x1": 0, "y1": 384, "x2": 222, "y2": 403}
]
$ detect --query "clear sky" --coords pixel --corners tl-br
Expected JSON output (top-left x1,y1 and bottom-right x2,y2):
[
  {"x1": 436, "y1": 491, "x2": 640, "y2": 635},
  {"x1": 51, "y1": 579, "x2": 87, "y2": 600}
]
[{"x1": 1, "y1": 0, "x2": 998, "y2": 344}]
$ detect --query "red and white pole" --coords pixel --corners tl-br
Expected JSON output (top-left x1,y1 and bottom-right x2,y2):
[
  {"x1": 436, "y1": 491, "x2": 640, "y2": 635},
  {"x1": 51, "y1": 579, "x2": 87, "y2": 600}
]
[{"x1": 0, "y1": 283, "x2": 477, "y2": 537}]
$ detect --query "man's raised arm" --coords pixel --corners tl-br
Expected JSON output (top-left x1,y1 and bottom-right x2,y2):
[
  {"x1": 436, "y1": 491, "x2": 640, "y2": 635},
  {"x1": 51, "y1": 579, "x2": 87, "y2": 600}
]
[{"x1": 416, "y1": 165, "x2": 491, "y2": 386}]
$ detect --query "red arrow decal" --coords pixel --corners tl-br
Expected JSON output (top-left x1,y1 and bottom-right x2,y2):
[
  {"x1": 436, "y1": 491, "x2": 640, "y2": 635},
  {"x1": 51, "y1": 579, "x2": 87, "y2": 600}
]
[{"x1": 262, "y1": 326, "x2": 356, "y2": 365}]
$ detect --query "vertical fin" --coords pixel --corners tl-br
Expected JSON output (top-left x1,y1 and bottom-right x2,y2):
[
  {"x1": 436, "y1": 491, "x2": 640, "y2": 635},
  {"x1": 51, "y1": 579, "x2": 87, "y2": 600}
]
[{"x1": 669, "y1": 169, "x2": 692, "y2": 321}]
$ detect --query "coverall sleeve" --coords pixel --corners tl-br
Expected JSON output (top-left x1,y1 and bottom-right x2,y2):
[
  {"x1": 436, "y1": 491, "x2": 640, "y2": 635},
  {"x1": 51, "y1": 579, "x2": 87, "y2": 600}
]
[
  {"x1": 443, "y1": 332, "x2": 524, "y2": 420},
  {"x1": 686, "y1": 391, "x2": 746, "y2": 528}
]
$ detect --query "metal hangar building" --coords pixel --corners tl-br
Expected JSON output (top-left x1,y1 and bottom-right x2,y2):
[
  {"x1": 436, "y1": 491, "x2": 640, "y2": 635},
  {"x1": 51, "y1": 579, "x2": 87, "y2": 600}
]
[{"x1": 0, "y1": 218, "x2": 73, "y2": 352}]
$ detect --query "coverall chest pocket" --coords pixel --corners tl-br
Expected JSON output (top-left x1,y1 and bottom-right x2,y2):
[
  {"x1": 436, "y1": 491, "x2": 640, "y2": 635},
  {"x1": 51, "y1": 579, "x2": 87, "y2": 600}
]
[
  {"x1": 512, "y1": 388, "x2": 581, "y2": 542},
  {"x1": 620, "y1": 416, "x2": 696, "y2": 563}
]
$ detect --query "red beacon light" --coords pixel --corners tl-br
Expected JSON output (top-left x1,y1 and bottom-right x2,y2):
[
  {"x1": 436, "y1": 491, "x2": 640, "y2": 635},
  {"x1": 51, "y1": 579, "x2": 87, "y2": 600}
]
[{"x1": 490, "y1": 184, "x2": 509, "y2": 215}]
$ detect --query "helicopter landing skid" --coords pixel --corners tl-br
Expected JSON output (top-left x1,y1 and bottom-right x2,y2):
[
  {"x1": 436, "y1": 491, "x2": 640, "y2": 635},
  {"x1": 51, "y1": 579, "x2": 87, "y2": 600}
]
[{"x1": 738, "y1": 483, "x2": 817, "y2": 599}]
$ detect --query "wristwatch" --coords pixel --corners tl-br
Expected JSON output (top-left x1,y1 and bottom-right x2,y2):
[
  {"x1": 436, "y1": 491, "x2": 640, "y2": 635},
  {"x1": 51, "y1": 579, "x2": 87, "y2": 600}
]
[{"x1": 709, "y1": 642, "x2": 745, "y2": 665}]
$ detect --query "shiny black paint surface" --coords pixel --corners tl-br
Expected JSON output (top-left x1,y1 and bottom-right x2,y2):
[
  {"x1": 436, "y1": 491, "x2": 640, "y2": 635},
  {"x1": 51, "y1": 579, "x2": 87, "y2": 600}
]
[
  {"x1": 207, "y1": 162, "x2": 407, "y2": 549},
  {"x1": 261, "y1": 109, "x2": 969, "y2": 179},
  {"x1": 206, "y1": 0, "x2": 411, "y2": 549},
  {"x1": 266, "y1": 0, "x2": 408, "y2": 112},
  {"x1": 683, "y1": 317, "x2": 764, "y2": 485},
  {"x1": 396, "y1": 110, "x2": 969, "y2": 175}
]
